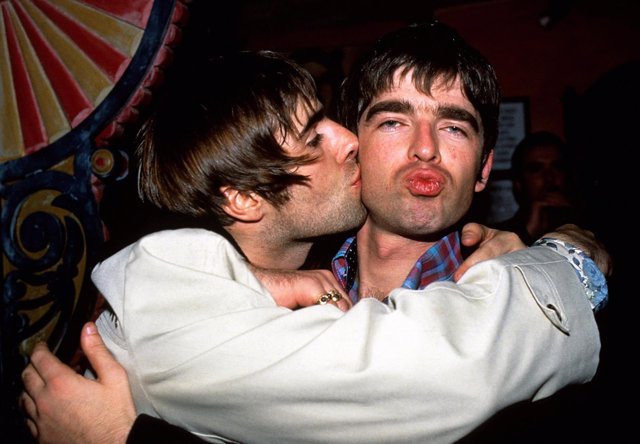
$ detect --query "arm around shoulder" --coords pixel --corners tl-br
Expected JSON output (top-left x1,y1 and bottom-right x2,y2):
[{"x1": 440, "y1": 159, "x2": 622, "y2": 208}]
[{"x1": 97, "y1": 230, "x2": 601, "y2": 444}]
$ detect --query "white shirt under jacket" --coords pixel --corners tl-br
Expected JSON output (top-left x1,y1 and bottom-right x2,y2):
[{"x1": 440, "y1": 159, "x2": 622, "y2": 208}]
[{"x1": 91, "y1": 228, "x2": 600, "y2": 444}]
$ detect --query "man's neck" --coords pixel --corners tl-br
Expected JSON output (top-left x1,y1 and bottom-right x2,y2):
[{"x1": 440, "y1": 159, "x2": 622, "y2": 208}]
[
  {"x1": 355, "y1": 222, "x2": 438, "y2": 300},
  {"x1": 225, "y1": 226, "x2": 312, "y2": 270}
]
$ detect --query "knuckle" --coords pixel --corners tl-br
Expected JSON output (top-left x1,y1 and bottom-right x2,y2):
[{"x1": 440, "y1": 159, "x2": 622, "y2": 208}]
[
  {"x1": 48, "y1": 376, "x2": 65, "y2": 394},
  {"x1": 505, "y1": 232, "x2": 519, "y2": 242},
  {"x1": 111, "y1": 365, "x2": 129, "y2": 381},
  {"x1": 21, "y1": 366, "x2": 31, "y2": 382}
]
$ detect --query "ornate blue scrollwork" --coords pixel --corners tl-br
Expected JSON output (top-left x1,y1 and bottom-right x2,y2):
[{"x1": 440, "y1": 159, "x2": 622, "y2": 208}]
[
  {"x1": 1, "y1": 139, "x2": 102, "y2": 438},
  {"x1": 2, "y1": 156, "x2": 100, "y2": 355},
  {"x1": 0, "y1": 1, "x2": 184, "y2": 438}
]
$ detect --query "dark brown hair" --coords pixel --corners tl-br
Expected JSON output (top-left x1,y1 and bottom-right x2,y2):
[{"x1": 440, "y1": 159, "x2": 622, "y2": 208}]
[{"x1": 136, "y1": 51, "x2": 319, "y2": 225}]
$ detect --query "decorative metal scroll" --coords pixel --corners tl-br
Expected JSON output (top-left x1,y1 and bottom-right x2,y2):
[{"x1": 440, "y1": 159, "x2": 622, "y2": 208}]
[{"x1": 0, "y1": 0, "x2": 189, "y2": 439}]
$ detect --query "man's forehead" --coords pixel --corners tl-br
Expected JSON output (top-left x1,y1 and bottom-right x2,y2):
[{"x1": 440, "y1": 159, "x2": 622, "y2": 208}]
[
  {"x1": 524, "y1": 145, "x2": 564, "y2": 161},
  {"x1": 363, "y1": 71, "x2": 476, "y2": 119},
  {"x1": 279, "y1": 99, "x2": 324, "y2": 150},
  {"x1": 293, "y1": 99, "x2": 322, "y2": 131},
  {"x1": 360, "y1": 69, "x2": 483, "y2": 138},
  {"x1": 383, "y1": 68, "x2": 465, "y2": 101}
]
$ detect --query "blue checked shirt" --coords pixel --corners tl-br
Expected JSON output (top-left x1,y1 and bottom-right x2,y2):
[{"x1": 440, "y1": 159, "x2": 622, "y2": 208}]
[
  {"x1": 331, "y1": 231, "x2": 463, "y2": 304},
  {"x1": 331, "y1": 232, "x2": 608, "y2": 312}
]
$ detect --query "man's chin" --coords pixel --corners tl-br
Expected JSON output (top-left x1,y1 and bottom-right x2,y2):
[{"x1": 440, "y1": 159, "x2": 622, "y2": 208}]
[{"x1": 341, "y1": 201, "x2": 367, "y2": 232}]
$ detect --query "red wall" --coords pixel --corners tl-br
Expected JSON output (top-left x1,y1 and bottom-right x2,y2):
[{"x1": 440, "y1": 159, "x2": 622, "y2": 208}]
[
  {"x1": 435, "y1": 0, "x2": 640, "y2": 136},
  {"x1": 241, "y1": 0, "x2": 640, "y2": 138}
]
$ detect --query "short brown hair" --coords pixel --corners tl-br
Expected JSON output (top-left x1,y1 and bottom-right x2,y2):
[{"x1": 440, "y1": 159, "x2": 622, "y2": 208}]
[
  {"x1": 339, "y1": 22, "x2": 500, "y2": 165},
  {"x1": 137, "y1": 51, "x2": 319, "y2": 226}
]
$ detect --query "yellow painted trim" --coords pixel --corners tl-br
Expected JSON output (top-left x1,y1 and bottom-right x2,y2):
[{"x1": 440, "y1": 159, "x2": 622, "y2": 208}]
[
  {"x1": 20, "y1": 0, "x2": 113, "y2": 107},
  {"x1": 52, "y1": 0, "x2": 143, "y2": 56},
  {"x1": 0, "y1": 4, "x2": 25, "y2": 161},
  {"x1": 8, "y1": 5, "x2": 70, "y2": 145}
]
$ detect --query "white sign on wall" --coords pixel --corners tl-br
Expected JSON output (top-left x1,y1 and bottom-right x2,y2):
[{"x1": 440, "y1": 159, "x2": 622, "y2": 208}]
[{"x1": 485, "y1": 99, "x2": 529, "y2": 224}]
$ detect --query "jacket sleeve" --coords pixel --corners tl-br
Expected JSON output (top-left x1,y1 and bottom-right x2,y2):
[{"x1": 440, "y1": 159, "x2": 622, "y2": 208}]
[{"x1": 93, "y1": 228, "x2": 600, "y2": 444}]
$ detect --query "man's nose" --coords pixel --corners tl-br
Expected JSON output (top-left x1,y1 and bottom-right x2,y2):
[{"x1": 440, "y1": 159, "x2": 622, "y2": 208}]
[
  {"x1": 409, "y1": 124, "x2": 440, "y2": 162},
  {"x1": 542, "y1": 167, "x2": 556, "y2": 185},
  {"x1": 335, "y1": 124, "x2": 358, "y2": 163}
]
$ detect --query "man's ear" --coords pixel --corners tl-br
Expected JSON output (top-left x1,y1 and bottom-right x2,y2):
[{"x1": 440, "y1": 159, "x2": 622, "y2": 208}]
[
  {"x1": 220, "y1": 187, "x2": 264, "y2": 222},
  {"x1": 475, "y1": 149, "x2": 494, "y2": 192}
]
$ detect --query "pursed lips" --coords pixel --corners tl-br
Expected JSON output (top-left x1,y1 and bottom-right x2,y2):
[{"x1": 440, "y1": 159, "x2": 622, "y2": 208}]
[{"x1": 404, "y1": 169, "x2": 446, "y2": 197}]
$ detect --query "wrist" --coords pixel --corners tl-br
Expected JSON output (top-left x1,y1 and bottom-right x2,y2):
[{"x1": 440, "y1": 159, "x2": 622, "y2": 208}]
[{"x1": 533, "y1": 237, "x2": 608, "y2": 312}]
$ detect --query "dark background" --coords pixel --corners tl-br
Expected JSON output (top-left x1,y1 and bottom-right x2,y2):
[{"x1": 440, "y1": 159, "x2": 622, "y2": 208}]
[{"x1": 101, "y1": 0, "x2": 638, "y2": 442}]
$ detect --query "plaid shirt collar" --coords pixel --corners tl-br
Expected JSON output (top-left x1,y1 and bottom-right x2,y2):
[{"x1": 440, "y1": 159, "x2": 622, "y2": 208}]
[{"x1": 331, "y1": 231, "x2": 463, "y2": 304}]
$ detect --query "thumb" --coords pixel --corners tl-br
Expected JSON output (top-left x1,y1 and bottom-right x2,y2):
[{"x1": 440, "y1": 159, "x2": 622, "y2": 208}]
[
  {"x1": 80, "y1": 322, "x2": 119, "y2": 382},
  {"x1": 460, "y1": 222, "x2": 483, "y2": 247}
]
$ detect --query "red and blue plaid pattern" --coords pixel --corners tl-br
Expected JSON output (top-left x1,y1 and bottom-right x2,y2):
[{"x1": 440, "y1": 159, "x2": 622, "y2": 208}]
[{"x1": 332, "y1": 231, "x2": 463, "y2": 304}]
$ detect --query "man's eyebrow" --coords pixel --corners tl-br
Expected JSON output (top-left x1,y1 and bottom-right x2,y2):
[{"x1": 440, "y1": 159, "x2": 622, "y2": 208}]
[
  {"x1": 364, "y1": 100, "x2": 413, "y2": 122},
  {"x1": 437, "y1": 105, "x2": 480, "y2": 133},
  {"x1": 299, "y1": 107, "x2": 325, "y2": 138}
]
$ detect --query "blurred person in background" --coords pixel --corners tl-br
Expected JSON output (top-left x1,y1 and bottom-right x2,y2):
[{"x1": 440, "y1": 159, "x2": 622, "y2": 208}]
[{"x1": 496, "y1": 131, "x2": 582, "y2": 244}]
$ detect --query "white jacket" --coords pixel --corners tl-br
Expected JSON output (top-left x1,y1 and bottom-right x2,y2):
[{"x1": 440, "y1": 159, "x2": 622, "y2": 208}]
[{"x1": 92, "y1": 228, "x2": 599, "y2": 443}]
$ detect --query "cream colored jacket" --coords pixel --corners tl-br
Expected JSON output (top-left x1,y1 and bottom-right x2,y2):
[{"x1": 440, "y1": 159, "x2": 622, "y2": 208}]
[{"x1": 92, "y1": 228, "x2": 600, "y2": 444}]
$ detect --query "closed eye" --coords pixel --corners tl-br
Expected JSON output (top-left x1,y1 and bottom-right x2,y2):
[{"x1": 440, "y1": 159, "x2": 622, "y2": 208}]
[{"x1": 307, "y1": 133, "x2": 324, "y2": 148}]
